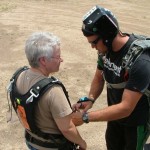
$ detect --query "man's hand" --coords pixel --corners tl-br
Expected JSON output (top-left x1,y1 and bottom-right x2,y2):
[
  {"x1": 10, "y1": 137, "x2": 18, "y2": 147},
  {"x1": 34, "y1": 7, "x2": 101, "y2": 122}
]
[
  {"x1": 71, "y1": 111, "x2": 83, "y2": 126},
  {"x1": 72, "y1": 101, "x2": 93, "y2": 112}
]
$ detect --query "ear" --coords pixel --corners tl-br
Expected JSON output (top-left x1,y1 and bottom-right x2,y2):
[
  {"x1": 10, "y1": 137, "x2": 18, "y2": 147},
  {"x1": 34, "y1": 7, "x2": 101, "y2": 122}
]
[{"x1": 39, "y1": 57, "x2": 47, "y2": 66}]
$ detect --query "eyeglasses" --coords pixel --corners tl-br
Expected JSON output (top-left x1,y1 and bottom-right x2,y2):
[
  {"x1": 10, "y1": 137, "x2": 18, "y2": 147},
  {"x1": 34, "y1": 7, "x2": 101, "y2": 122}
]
[
  {"x1": 89, "y1": 36, "x2": 101, "y2": 45},
  {"x1": 51, "y1": 57, "x2": 62, "y2": 60}
]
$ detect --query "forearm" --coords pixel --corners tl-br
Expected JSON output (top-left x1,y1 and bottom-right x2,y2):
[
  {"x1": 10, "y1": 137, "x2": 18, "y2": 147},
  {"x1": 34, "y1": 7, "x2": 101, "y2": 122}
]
[
  {"x1": 88, "y1": 73, "x2": 104, "y2": 100},
  {"x1": 72, "y1": 103, "x2": 130, "y2": 125},
  {"x1": 89, "y1": 80, "x2": 104, "y2": 100},
  {"x1": 56, "y1": 116, "x2": 86, "y2": 148},
  {"x1": 88, "y1": 89, "x2": 142, "y2": 122},
  {"x1": 88, "y1": 103, "x2": 129, "y2": 122},
  {"x1": 61, "y1": 123, "x2": 86, "y2": 147}
]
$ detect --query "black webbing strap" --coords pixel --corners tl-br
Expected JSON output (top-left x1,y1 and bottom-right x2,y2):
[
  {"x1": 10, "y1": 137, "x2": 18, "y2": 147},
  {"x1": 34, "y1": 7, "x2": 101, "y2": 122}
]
[
  {"x1": 10, "y1": 66, "x2": 29, "y2": 81},
  {"x1": 25, "y1": 131, "x2": 61, "y2": 148},
  {"x1": 39, "y1": 77, "x2": 72, "y2": 108}
]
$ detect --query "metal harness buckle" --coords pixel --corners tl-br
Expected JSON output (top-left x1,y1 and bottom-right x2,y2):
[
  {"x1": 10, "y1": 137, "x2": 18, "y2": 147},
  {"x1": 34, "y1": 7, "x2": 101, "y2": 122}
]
[{"x1": 26, "y1": 89, "x2": 39, "y2": 104}]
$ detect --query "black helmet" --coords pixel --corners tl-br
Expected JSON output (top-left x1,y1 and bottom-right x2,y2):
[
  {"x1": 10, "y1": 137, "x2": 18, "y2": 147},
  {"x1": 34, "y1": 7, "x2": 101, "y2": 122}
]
[{"x1": 82, "y1": 5, "x2": 119, "y2": 47}]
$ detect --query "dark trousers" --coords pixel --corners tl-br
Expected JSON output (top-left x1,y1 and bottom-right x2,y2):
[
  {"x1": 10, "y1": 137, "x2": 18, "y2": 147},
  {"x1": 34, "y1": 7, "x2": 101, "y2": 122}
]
[
  {"x1": 105, "y1": 121, "x2": 149, "y2": 150},
  {"x1": 144, "y1": 143, "x2": 150, "y2": 150}
]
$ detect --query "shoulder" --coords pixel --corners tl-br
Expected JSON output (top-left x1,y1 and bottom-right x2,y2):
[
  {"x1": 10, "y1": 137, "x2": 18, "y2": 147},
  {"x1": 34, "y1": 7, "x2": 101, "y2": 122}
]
[
  {"x1": 48, "y1": 85, "x2": 64, "y2": 95},
  {"x1": 131, "y1": 57, "x2": 150, "y2": 75},
  {"x1": 41, "y1": 83, "x2": 65, "y2": 99},
  {"x1": 126, "y1": 58, "x2": 150, "y2": 93},
  {"x1": 97, "y1": 54, "x2": 105, "y2": 70},
  {"x1": 43, "y1": 85, "x2": 72, "y2": 118},
  {"x1": 129, "y1": 57, "x2": 150, "y2": 87},
  {"x1": 40, "y1": 84, "x2": 69, "y2": 107}
]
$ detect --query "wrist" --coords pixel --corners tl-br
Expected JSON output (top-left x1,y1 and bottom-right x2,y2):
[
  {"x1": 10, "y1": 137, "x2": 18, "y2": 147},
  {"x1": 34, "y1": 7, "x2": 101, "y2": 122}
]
[{"x1": 87, "y1": 97, "x2": 95, "y2": 104}]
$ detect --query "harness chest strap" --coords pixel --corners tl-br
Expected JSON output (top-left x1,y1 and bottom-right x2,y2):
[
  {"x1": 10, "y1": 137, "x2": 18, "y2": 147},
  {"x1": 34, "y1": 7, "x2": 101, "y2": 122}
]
[
  {"x1": 106, "y1": 81, "x2": 126, "y2": 89},
  {"x1": 25, "y1": 131, "x2": 61, "y2": 148}
]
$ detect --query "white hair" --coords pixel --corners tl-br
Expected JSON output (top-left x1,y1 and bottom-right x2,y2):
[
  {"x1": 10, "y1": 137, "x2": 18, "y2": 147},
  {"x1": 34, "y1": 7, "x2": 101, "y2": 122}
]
[{"x1": 25, "y1": 32, "x2": 60, "y2": 67}]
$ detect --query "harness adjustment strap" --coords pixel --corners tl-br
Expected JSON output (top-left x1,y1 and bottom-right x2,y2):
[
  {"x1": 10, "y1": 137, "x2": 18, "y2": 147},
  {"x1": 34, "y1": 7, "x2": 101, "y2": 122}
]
[{"x1": 25, "y1": 131, "x2": 59, "y2": 148}]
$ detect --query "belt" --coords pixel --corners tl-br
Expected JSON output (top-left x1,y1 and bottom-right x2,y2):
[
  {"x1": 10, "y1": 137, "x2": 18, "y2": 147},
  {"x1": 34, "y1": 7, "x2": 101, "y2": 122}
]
[{"x1": 25, "y1": 131, "x2": 59, "y2": 148}]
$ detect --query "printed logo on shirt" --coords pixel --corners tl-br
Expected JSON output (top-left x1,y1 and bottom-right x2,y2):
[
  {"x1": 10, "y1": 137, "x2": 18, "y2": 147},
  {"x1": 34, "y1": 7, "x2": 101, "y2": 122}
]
[{"x1": 104, "y1": 58, "x2": 122, "y2": 77}]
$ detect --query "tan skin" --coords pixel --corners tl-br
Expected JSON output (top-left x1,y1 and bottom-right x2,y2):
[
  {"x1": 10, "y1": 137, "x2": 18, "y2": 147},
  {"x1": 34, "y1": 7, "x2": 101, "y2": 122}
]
[{"x1": 72, "y1": 32, "x2": 143, "y2": 125}]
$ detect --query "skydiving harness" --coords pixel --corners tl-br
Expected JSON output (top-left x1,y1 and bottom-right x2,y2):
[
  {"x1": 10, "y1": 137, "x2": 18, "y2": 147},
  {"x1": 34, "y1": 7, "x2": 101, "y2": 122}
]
[
  {"x1": 6, "y1": 66, "x2": 78, "y2": 150},
  {"x1": 105, "y1": 34, "x2": 150, "y2": 98}
]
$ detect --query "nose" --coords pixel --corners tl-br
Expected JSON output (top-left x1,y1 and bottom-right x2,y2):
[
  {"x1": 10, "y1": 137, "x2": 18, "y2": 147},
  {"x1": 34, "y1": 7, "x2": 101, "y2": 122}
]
[
  {"x1": 91, "y1": 44, "x2": 98, "y2": 51},
  {"x1": 91, "y1": 44, "x2": 96, "y2": 48},
  {"x1": 60, "y1": 58, "x2": 63, "y2": 62}
]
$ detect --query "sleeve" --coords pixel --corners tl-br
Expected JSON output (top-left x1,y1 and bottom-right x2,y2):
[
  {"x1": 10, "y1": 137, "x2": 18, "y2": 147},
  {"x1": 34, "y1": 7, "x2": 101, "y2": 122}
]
[
  {"x1": 47, "y1": 85, "x2": 73, "y2": 118},
  {"x1": 125, "y1": 59, "x2": 150, "y2": 93},
  {"x1": 97, "y1": 54, "x2": 104, "y2": 70}
]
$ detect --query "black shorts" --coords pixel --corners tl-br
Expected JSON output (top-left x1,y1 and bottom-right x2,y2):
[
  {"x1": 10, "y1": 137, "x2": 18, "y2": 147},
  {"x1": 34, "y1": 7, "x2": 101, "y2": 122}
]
[{"x1": 105, "y1": 121, "x2": 149, "y2": 150}]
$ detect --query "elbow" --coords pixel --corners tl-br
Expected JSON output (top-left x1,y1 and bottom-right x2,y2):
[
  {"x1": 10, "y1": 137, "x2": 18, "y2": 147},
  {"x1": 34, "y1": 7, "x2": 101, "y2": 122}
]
[
  {"x1": 120, "y1": 106, "x2": 134, "y2": 118},
  {"x1": 60, "y1": 127, "x2": 73, "y2": 136},
  {"x1": 123, "y1": 110, "x2": 132, "y2": 118},
  {"x1": 60, "y1": 124, "x2": 74, "y2": 134}
]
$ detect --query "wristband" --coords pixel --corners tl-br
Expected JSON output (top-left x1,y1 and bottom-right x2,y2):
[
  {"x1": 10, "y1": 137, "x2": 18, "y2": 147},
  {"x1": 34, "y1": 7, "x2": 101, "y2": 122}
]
[{"x1": 77, "y1": 96, "x2": 95, "y2": 104}]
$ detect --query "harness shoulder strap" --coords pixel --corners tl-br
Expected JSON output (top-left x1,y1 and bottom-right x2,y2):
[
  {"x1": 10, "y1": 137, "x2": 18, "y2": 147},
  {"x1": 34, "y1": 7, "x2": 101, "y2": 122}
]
[
  {"x1": 122, "y1": 39, "x2": 150, "y2": 71},
  {"x1": 35, "y1": 76, "x2": 71, "y2": 108},
  {"x1": 11, "y1": 66, "x2": 29, "y2": 80},
  {"x1": 7, "y1": 66, "x2": 29, "y2": 93}
]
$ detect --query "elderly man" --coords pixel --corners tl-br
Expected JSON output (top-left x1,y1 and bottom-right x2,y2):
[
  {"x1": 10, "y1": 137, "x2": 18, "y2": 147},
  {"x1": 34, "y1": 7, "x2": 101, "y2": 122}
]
[{"x1": 8, "y1": 32, "x2": 86, "y2": 150}]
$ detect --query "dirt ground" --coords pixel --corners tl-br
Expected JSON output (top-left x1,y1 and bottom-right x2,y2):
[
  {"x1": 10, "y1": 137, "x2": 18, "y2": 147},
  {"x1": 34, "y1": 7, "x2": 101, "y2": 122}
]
[{"x1": 0, "y1": 0, "x2": 150, "y2": 149}]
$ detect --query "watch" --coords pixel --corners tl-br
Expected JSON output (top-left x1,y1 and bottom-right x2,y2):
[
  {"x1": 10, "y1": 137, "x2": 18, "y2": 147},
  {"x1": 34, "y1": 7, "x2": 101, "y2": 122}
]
[{"x1": 82, "y1": 112, "x2": 89, "y2": 123}]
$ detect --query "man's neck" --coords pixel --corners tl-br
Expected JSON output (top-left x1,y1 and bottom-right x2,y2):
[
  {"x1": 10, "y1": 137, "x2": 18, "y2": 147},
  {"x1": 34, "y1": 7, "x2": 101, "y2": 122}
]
[
  {"x1": 112, "y1": 33, "x2": 129, "y2": 52},
  {"x1": 30, "y1": 67, "x2": 49, "y2": 77}
]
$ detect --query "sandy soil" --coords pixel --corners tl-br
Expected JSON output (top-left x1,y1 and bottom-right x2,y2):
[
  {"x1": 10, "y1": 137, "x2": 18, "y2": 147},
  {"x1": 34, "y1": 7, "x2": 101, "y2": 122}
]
[{"x1": 0, "y1": 0, "x2": 150, "y2": 149}]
